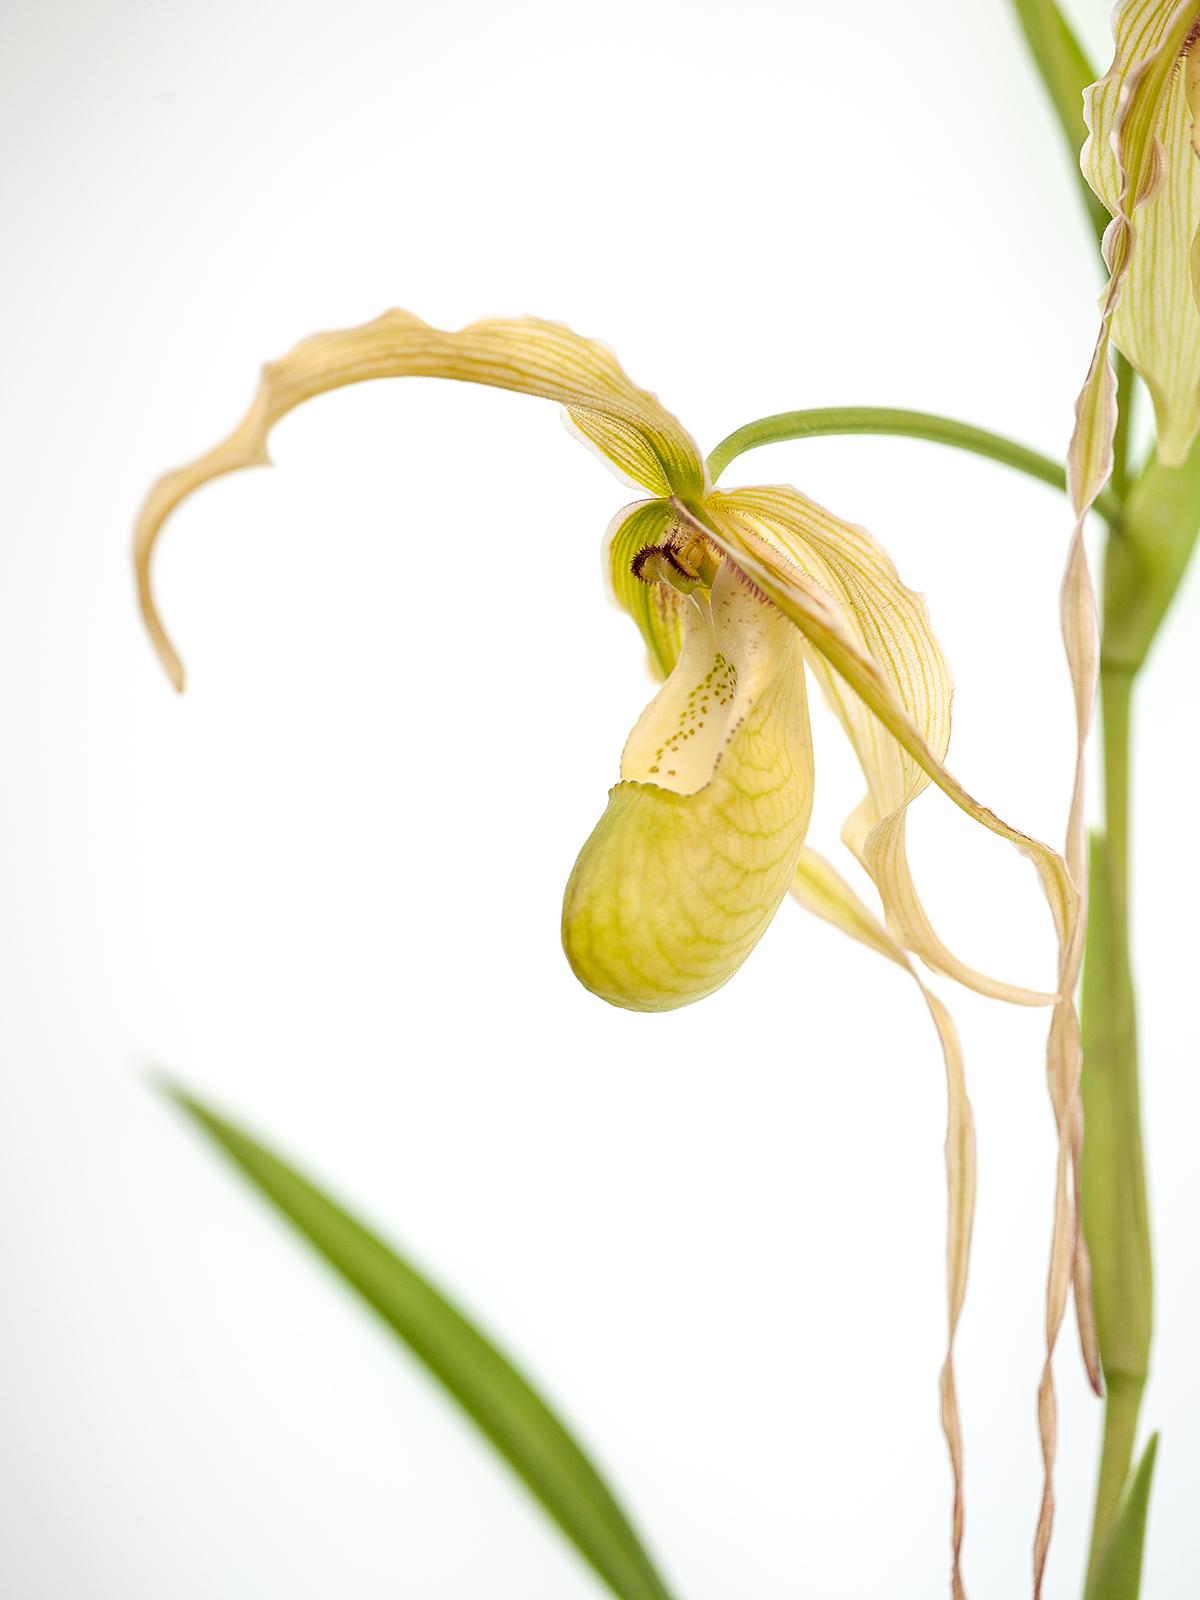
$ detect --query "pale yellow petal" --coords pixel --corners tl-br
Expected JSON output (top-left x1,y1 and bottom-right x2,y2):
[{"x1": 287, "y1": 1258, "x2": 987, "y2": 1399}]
[
  {"x1": 134, "y1": 311, "x2": 707, "y2": 688},
  {"x1": 683, "y1": 491, "x2": 1102, "y2": 1510},
  {"x1": 686, "y1": 494, "x2": 1076, "y2": 946},
  {"x1": 791, "y1": 849, "x2": 974, "y2": 1600},
  {"x1": 562, "y1": 560, "x2": 813, "y2": 1011},
  {"x1": 703, "y1": 486, "x2": 1053, "y2": 1006}
]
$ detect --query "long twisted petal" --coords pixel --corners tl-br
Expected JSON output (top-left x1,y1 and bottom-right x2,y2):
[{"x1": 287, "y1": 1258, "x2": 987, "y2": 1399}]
[
  {"x1": 134, "y1": 311, "x2": 707, "y2": 688},
  {"x1": 791, "y1": 848, "x2": 974, "y2": 1600}
]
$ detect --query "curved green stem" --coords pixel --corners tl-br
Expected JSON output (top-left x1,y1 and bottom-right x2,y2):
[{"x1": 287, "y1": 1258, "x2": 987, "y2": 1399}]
[{"x1": 706, "y1": 407, "x2": 1123, "y2": 526}]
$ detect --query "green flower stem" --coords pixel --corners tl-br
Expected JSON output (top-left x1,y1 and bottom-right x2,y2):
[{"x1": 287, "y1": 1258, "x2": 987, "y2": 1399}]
[
  {"x1": 705, "y1": 407, "x2": 1123, "y2": 526},
  {"x1": 1081, "y1": 669, "x2": 1151, "y2": 1588},
  {"x1": 1081, "y1": 436, "x2": 1200, "y2": 1589}
]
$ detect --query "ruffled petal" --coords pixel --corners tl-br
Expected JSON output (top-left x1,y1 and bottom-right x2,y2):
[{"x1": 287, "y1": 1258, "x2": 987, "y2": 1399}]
[
  {"x1": 562, "y1": 558, "x2": 814, "y2": 1011},
  {"x1": 686, "y1": 487, "x2": 1103, "y2": 1595},
  {"x1": 704, "y1": 485, "x2": 1053, "y2": 1006},
  {"x1": 134, "y1": 311, "x2": 707, "y2": 688}
]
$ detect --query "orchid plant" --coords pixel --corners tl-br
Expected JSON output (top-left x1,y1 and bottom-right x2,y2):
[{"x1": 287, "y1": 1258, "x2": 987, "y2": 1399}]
[{"x1": 134, "y1": 2, "x2": 1200, "y2": 1596}]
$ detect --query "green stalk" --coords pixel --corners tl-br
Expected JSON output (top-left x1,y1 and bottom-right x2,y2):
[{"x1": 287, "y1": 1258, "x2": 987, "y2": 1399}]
[
  {"x1": 1080, "y1": 666, "x2": 1152, "y2": 1589},
  {"x1": 706, "y1": 406, "x2": 1122, "y2": 524},
  {"x1": 1080, "y1": 432, "x2": 1200, "y2": 1589}
]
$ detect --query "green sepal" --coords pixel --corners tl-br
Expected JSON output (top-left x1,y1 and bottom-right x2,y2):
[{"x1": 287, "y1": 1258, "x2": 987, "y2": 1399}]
[
  {"x1": 159, "y1": 1082, "x2": 677, "y2": 1600},
  {"x1": 1008, "y1": 0, "x2": 1110, "y2": 246},
  {"x1": 1084, "y1": 1433, "x2": 1159, "y2": 1600},
  {"x1": 606, "y1": 500, "x2": 686, "y2": 680},
  {"x1": 1103, "y1": 435, "x2": 1200, "y2": 672}
]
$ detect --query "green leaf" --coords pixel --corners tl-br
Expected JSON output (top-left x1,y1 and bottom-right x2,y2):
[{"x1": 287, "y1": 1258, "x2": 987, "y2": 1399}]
[
  {"x1": 161, "y1": 1082, "x2": 678, "y2": 1600},
  {"x1": 704, "y1": 405, "x2": 1121, "y2": 524},
  {"x1": 1008, "y1": 0, "x2": 1111, "y2": 246},
  {"x1": 1085, "y1": 1433, "x2": 1159, "y2": 1600}
]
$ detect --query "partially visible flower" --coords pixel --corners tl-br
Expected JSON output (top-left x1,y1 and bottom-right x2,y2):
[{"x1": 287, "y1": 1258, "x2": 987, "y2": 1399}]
[
  {"x1": 1073, "y1": 0, "x2": 1200, "y2": 492},
  {"x1": 134, "y1": 310, "x2": 1088, "y2": 1595}
]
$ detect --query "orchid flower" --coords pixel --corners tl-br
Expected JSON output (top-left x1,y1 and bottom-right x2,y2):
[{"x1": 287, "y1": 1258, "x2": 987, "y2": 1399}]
[
  {"x1": 134, "y1": 311, "x2": 1069, "y2": 1016},
  {"x1": 135, "y1": 310, "x2": 1092, "y2": 1596},
  {"x1": 1073, "y1": 0, "x2": 1200, "y2": 495}
]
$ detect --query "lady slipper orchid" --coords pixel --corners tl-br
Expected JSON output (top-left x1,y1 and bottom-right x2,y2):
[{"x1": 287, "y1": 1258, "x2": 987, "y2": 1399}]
[
  {"x1": 134, "y1": 311, "x2": 1094, "y2": 1596},
  {"x1": 1072, "y1": 0, "x2": 1200, "y2": 502},
  {"x1": 134, "y1": 310, "x2": 1068, "y2": 1017}
]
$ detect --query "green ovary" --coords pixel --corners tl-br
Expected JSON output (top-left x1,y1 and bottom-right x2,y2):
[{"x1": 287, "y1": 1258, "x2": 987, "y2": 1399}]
[{"x1": 562, "y1": 562, "x2": 814, "y2": 1011}]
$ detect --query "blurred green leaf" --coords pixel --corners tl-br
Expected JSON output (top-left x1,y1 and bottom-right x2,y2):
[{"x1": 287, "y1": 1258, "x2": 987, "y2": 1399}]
[
  {"x1": 162, "y1": 1082, "x2": 678, "y2": 1600},
  {"x1": 1085, "y1": 1433, "x2": 1158, "y2": 1600},
  {"x1": 1009, "y1": 0, "x2": 1110, "y2": 246}
]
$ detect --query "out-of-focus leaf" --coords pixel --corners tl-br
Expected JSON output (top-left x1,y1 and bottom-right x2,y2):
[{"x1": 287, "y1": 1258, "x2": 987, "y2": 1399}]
[
  {"x1": 162, "y1": 1083, "x2": 677, "y2": 1600},
  {"x1": 1009, "y1": 0, "x2": 1110, "y2": 245},
  {"x1": 1085, "y1": 1433, "x2": 1159, "y2": 1600}
]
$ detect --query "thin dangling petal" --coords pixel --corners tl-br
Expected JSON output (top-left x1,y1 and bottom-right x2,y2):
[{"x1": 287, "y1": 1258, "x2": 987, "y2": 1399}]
[
  {"x1": 562, "y1": 559, "x2": 814, "y2": 1011},
  {"x1": 695, "y1": 476, "x2": 1098, "y2": 1489},
  {"x1": 686, "y1": 493, "x2": 1104, "y2": 1525},
  {"x1": 133, "y1": 311, "x2": 707, "y2": 688},
  {"x1": 791, "y1": 849, "x2": 974, "y2": 1600},
  {"x1": 703, "y1": 485, "x2": 1055, "y2": 1006}
]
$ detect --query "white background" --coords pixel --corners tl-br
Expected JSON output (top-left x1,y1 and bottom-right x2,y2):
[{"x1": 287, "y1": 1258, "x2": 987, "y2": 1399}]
[{"x1": 0, "y1": 1, "x2": 1197, "y2": 1596}]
